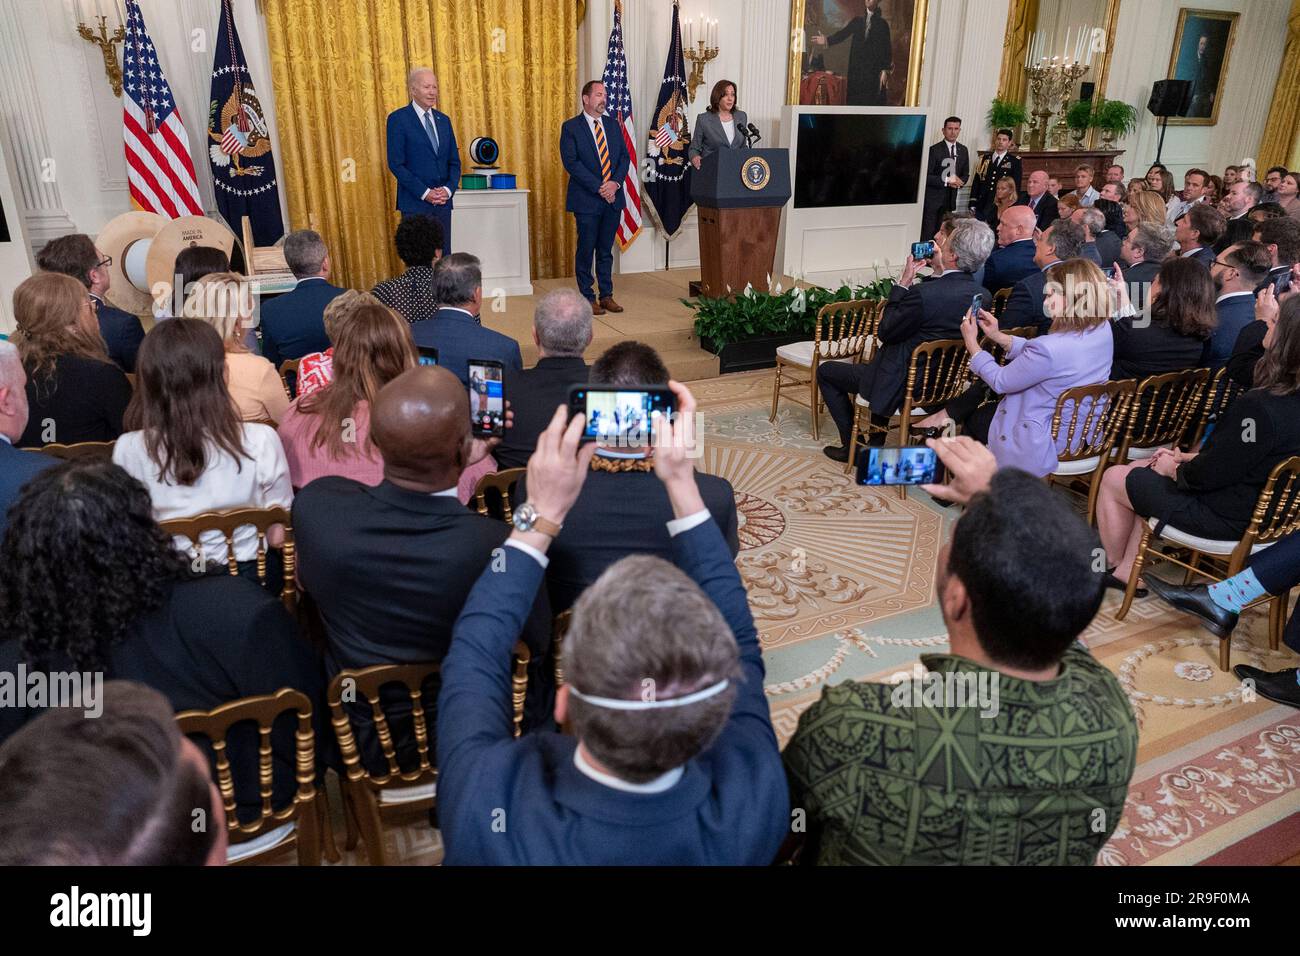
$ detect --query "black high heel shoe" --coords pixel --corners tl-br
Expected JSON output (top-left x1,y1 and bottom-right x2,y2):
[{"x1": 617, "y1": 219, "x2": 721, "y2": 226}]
[{"x1": 1104, "y1": 570, "x2": 1148, "y2": 599}]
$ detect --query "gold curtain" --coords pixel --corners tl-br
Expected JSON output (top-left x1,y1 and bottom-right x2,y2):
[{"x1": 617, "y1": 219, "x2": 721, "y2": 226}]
[
  {"x1": 263, "y1": 0, "x2": 578, "y2": 290},
  {"x1": 996, "y1": 0, "x2": 1039, "y2": 107},
  {"x1": 1259, "y1": 0, "x2": 1300, "y2": 172}
]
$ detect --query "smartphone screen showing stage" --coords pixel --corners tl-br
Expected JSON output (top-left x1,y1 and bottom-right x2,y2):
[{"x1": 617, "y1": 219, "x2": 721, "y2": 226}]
[
  {"x1": 581, "y1": 390, "x2": 672, "y2": 446},
  {"x1": 467, "y1": 360, "x2": 504, "y2": 437},
  {"x1": 857, "y1": 446, "x2": 939, "y2": 486}
]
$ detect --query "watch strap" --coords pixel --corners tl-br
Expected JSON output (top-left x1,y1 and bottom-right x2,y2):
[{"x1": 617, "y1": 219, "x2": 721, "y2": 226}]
[{"x1": 531, "y1": 514, "x2": 562, "y2": 537}]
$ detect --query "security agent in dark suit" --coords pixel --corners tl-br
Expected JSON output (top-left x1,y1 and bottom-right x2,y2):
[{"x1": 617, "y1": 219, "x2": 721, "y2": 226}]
[
  {"x1": 294, "y1": 365, "x2": 555, "y2": 762},
  {"x1": 689, "y1": 80, "x2": 748, "y2": 169},
  {"x1": 817, "y1": 218, "x2": 995, "y2": 460},
  {"x1": 495, "y1": 289, "x2": 593, "y2": 471},
  {"x1": 409, "y1": 253, "x2": 523, "y2": 388},
  {"x1": 969, "y1": 130, "x2": 1022, "y2": 223},
  {"x1": 560, "y1": 80, "x2": 631, "y2": 316},
  {"x1": 518, "y1": 342, "x2": 739, "y2": 613},
  {"x1": 257, "y1": 230, "x2": 345, "y2": 368},
  {"x1": 998, "y1": 218, "x2": 1087, "y2": 334},
  {"x1": 921, "y1": 117, "x2": 970, "y2": 241},
  {"x1": 810, "y1": 0, "x2": 892, "y2": 106},
  {"x1": 0, "y1": 343, "x2": 56, "y2": 540},
  {"x1": 35, "y1": 234, "x2": 145, "y2": 373},
  {"x1": 1017, "y1": 169, "x2": 1059, "y2": 230},
  {"x1": 385, "y1": 68, "x2": 460, "y2": 255}
]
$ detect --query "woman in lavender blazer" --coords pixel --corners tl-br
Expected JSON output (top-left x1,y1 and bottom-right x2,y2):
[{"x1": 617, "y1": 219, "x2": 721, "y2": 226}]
[{"x1": 959, "y1": 259, "x2": 1116, "y2": 477}]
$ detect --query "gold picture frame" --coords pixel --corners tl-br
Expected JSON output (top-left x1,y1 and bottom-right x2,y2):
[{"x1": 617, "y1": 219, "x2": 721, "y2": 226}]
[
  {"x1": 1164, "y1": 8, "x2": 1239, "y2": 126},
  {"x1": 787, "y1": 0, "x2": 929, "y2": 107}
]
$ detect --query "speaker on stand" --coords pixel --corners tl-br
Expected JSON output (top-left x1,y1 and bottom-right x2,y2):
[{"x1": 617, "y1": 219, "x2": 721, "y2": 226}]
[{"x1": 1147, "y1": 80, "x2": 1191, "y2": 167}]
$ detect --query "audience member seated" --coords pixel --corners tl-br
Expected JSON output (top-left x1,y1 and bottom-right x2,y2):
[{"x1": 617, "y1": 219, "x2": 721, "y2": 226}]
[
  {"x1": 1252, "y1": 214, "x2": 1300, "y2": 291},
  {"x1": 1017, "y1": 169, "x2": 1058, "y2": 230},
  {"x1": 278, "y1": 300, "x2": 416, "y2": 490},
  {"x1": 1166, "y1": 168, "x2": 1211, "y2": 223},
  {"x1": 11, "y1": 272, "x2": 131, "y2": 447},
  {"x1": 1218, "y1": 181, "x2": 1263, "y2": 252},
  {"x1": 1056, "y1": 193, "x2": 1082, "y2": 219},
  {"x1": 1205, "y1": 241, "x2": 1270, "y2": 368},
  {"x1": 1148, "y1": 167, "x2": 1175, "y2": 204},
  {"x1": 0, "y1": 681, "x2": 226, "y2": 865},
  {"x1": 188, "y1": 272, "x2": 290, "y2": 424},
  {"x1": 372, "y1": 214, "x2": 444, "y2": 324},
  {"x1": 1095, "y1": 195, "x2": 1127, "y2": 241},
  {"x1": 1097, "y1": 299, "x2": 1300, "y2": 584},
  {"x1": 1047, "y1": 176, "x2": 1061, "y2": 198},
  {"x1": 0, "y1": 461, "x2": 324, "y2": 821},
  {"x1": 112, "y1": 320, "x2": 293, "y2": 583},
  {"x1": 1124, "y1": 189, "x2": 1168, "y2": 233},
  {"x1": 1205, "y1": 174, "x2": 1223, "y2": 206},
  {"x1": 1223, "y1": 165, "x2": 1241, "y2": 189},
  {"x1": 0, "y1": 342, "x2": 56, "y2": 538},
  {"x1": 1249, "y1": 201, "x2": 1287, "y2": 225},
  {"x1": 1070, "y1": 206, "x2": 1110, "y2": 267},
  {"x1": 1176, "y1": 203, "x2": 1225, "y2": 267},
  {"x1": 920, "y1": 260, "x2": 1115, "y2": 478},
  {"x1": 1118, "y1": 221, "x2": 1176, "y2": 311},
  {"x1": 1227, "y1": 276, "x2": 1295, "y2": 388},
  {"x1": 1068, "y1": 163, "x2": 1099, "y2": 207},
  {"x1": 293, "y1": 365, "x2": 552, "y2": 728},
  {"x1": 1261, "y1": 165, "x2": 1286, "y2": 205},
  {"x1": 157, "y1": 245, "x2": 231, "y2": 320},
  {"x1": 1105, "y1": 163, "x2": 1125, "y2": 185},
  {"x1": 1145, "y1": 531, "x2": 1300, "y2": 707},
  {"x1": 409, "y1": 252, "x2": 523, "y2": 387},
  {"x1": 436, "y1": 387, "x2": 788, "y2": 864},
  {"x1": 982, "y1": 205, "x2": 1038, "y2": 291},
  {"x1": 818, "y1": 218, "x2": 994, "y2": 460},
  {"x1": 989, "y1": 175, "x2": 1019, "y2": 229},
  {"x1": 1126, "y1": 177, "x2": 1148, "y2": 198},
  {"x1": 783, "y1": 442, "x2": 1137, "y2": 865},
  {"x1": 1111, "y1": 256, "x2": 1215, "y2": 380},
  {"x1": 36, "y1": 234, "x2": 145, "y2": 372},
  {"x1": 520, "y1": 342, "x2": 738, "y2": 611},
  {"x1": 1273, "y1": 170, "x2": 1300, "y2": 218},
  {"x1": 998, "y1": 218, "x2": 1085, "y2": 335},
  {"x1": 495, "y1": 288, "x2": 593, "y2": 470},
  {"x1": 293, "y1": 289, "x2": 383, "y2": 399},
  {"x1": 258, "y1": 229, "x2": 346, "y2": 367},
  {"x1": 1099, "y1": 182, "x2": 1126, "y2": 209}
]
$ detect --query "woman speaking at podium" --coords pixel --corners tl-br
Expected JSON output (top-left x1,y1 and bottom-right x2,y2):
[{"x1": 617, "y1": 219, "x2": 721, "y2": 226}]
[{"x1": 689, "y1": 80, "x2": 748, "y2": 170}]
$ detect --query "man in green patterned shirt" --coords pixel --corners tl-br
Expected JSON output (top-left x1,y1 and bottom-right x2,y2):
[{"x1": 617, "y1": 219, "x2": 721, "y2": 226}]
[{"x1": 784, "y1": 442, "x2": 1139, "y2": 865}]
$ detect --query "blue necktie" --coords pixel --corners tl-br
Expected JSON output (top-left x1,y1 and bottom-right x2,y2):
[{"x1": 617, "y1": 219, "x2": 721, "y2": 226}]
[{"x1": 423, "y1": 110, "x2": 440, "y2": 154}]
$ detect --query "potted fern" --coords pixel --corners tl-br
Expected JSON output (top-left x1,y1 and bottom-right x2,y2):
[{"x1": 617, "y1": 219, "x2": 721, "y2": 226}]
[
  {"x1": 1091, "y1": 97, "x2": 1138, "y2": 146},
  {"x1": 985, "y1": 97, "x2": 1030, "y2": 147},
  {"x1": 1065, "y1": 99, "x2": 1093, "y2": 148}
]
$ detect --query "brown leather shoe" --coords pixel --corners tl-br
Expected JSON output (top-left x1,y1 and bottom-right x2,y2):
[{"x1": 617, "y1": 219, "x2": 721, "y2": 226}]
[
  {"x1": 590, "y1": 299, "x2": 606, "y2": 316},
  {"x1": 599, "y1": 296, "x2": 624, "y2": 313}
]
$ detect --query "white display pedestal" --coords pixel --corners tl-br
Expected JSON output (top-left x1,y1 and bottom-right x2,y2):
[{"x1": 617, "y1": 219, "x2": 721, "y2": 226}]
[{"x1": 451, "y1": 188, "x2": 533, "y2": 296}]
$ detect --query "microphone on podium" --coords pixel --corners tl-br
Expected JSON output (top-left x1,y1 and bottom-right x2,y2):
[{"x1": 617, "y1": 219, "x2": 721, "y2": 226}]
[{"x1": 745, "y1": 123, "x2": 762, "y2": 145}]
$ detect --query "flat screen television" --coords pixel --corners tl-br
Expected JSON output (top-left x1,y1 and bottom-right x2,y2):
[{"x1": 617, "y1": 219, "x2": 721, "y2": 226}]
[{"x1": 793, "y1": 112, "x2": 926, "y2": 209}]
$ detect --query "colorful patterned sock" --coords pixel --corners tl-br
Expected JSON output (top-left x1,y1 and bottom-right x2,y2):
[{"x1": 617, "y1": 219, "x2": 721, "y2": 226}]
[{"x1": 1207, "y1": 568, "x2": 1266, "y2": 613}]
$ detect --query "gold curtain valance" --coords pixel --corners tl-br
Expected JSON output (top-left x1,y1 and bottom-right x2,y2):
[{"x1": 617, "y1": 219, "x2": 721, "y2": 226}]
[{"x1": 1259, "y1": 0, "x2": 1300, "y2": 172}]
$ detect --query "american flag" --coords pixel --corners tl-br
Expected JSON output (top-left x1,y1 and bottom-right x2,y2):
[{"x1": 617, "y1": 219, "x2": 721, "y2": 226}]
[
  {"x1": 602, "y1": 0, "x2": 642, "y2": 249},
  {"x1": 121, "y1": 0, "x2": 203, "y2": 217}
]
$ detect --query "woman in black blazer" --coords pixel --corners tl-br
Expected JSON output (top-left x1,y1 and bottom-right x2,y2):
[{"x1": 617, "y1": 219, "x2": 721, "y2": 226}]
[
  {"x1": 1096, "y1": 297, "x2": 1300, "y2": 584},
  {"x1": 689, "y1": 79, "x2": 748, "y2": 169},
  {"x1": 1111, "y1": 256, "x2": 1215, "y2": 380},
  {"x1": 11, "y1": 272, "x2": 131, "y2": 447},
  {"x1": 0, "y1": 460, "x2": 331, "y2": 823}
]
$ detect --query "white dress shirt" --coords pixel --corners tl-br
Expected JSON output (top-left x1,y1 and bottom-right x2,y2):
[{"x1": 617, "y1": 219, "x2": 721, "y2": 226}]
[
  {"x1": 411, "y1": 101, "x2": 452, "y2": 201},
  {"x1": 721, "y1": 118, "x2": 735, "y2": 145}
]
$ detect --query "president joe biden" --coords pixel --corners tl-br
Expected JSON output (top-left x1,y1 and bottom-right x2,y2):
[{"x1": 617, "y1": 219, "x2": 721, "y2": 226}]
[{"x1": 386, "y1": 68, "x2": 461, "y2": 256}]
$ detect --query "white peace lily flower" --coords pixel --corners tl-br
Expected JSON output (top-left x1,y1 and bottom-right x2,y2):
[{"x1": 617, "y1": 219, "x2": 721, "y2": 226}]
[{"x1": 744, "y1": 283, "x2": 754, "y2": 298}]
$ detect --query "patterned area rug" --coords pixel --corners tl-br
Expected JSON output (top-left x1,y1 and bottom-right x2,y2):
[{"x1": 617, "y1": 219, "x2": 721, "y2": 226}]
[{"x1": 276, "y1": 370, "x2": 1299, "y2": 866}]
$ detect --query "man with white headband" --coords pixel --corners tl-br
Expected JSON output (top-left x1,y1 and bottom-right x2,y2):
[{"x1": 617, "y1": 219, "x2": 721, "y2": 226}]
[{"x1": 436, "y1": 381, "x2": 789, "y2": 864}]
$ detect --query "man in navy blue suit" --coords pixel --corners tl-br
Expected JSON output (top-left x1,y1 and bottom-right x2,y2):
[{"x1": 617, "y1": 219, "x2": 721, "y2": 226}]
[
  {"x1": 560, "y1": 80, "x2": 630, "y2": 317},
  {"x1": 999, "y1": 218, "x2": 1086, "y2": 334},
  {"x1": 1205, "y1": 240, "x2": 1270, "y2": 368},
  {"x1": 0, "y1": 342, "x2": 56, "y2": 540},
  {"x1": 982, "y1": 205, "x2": 1039, "y2": 292},
  {"x1": 36, "y1": 235, "x2": 145, "y2": 372},
  {"x1": 436, "y1": 385, "x2": 789, "y2": 865},
  {"x1": 409, "y1": 253, "x2": 522, "y2": 387},
  {"x1": 258, "y1": 230, "x2": 345, "y2": 368},
  {"x1": 386, "y1": 68, "x2": 460, "y2": 256}
]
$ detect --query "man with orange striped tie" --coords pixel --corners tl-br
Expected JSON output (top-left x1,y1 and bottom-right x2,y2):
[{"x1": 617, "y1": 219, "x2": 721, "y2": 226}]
[{"x1": 560, "y1": 81, "x2": 630, "y2": 316}]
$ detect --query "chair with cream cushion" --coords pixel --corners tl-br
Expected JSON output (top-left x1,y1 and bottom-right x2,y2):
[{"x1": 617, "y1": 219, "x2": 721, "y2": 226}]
[
  {"x1": 1047, "y1": 379, "x2": 1136, "y2": 524},
  {"x1": 1113, "y1": 368, "x2": 1209, "y2": 463}
]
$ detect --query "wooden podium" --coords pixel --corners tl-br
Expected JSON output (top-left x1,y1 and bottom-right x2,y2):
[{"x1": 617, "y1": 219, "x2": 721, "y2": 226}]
[{"x1": 692, "y1": 148, "x2": 791, "y2": 298}]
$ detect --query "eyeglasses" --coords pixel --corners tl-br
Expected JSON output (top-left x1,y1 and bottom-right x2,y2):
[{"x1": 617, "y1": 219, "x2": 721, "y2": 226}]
[{"x1": 96, "y1": 255, "x2": 112, "y2": 269}]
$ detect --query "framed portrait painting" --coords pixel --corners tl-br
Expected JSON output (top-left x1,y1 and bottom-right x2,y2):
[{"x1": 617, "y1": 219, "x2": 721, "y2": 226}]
[
  {"x1": 1165, "y1": 8, "x2": 1238, "y2": 126},
  {"x1": 787, "y1": 0, "x2": 929, "y2": 107}
]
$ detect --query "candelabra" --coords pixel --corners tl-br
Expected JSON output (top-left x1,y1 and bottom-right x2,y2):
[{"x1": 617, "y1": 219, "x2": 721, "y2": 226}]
[
  {"x1": 1021, "y1": 60, "x2": 1089, "y2": 151},
  {"x1": 1023, "y1": 65, "x2": 1053, "y2": 152},
  {"x1": 77, "y1": 13, "x2": 126, "y2": 98},
  {"x1": 1051, "y1": 62, "x2": 1089, "y2": 149},
  {"x1": 685, "y1": 40, "x2": 719, "y2": 102}
]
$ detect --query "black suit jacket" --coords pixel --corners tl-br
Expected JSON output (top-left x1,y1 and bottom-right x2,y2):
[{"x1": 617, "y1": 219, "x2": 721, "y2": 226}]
[
  {"x1": 1226, "y1": 320, "x2": 1267, "y2": 390},
  {"x1": 1121, "y1": 259, "x2": 1162, "y2": 313},
  {"x1": 90, "y1": 295, "x2": 145, "y2": 373},
  {"x1": 970, "y1": 151, "x2": 1023, "y2": 218},
  {"x1": 1110, "y1": 316, "x2": 1209, "y2": 381},
  {"x1": 0, "y1": 574, "x2": 328, "y2": 822},
  {"x1": 494, "y1": 356, "x2": 589, "y2": 470},
  {"x1": 258, "y1": 277, "x2": 346, "y2": 367},
  {"x1": 826, "y1": 13, "x2": 892, "y2": 105},
  {"x1": 518, "y1": 467, "x2": 739, "y2": 613},
  {"x1": 17, "y1": 354, "x2": 131, "y2": 447},
  {"x1": 999, "y1": 263, "x2": 1054, "y2": 334},
  {"x1": 860, "y1": 271, "x2": 992, "y2": 412},
  {"x1": 1095, "y1": 231, "x2": 1122, "y2": 270},
  {"x1": 1216, "y1": 215, "x2": 1256, "y2": 254},
  {"x1": 923, "y1": 140, "x2": 969, "y2": 214},
  {"x1": 1017, "y1": 191, "x2": 1059, "y2": 230}
]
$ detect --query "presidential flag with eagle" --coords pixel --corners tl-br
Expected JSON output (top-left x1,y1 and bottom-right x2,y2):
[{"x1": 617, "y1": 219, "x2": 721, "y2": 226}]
[{"x1": 643, "y1": 0, "x2": 694, "y2": 240}]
